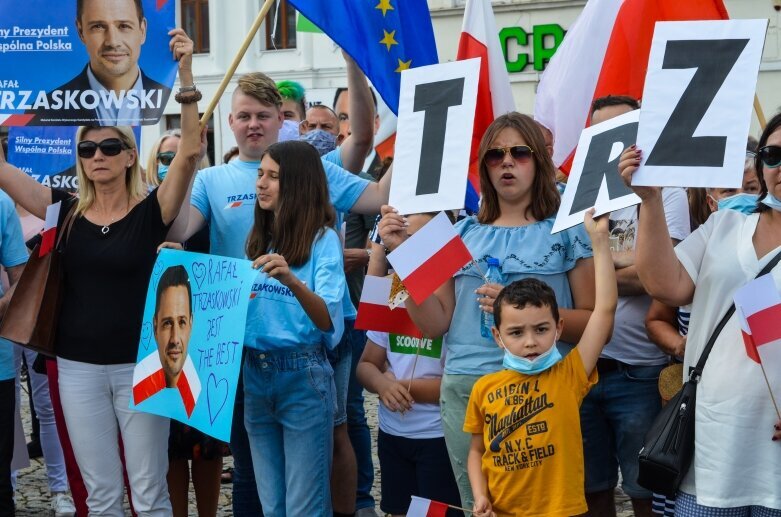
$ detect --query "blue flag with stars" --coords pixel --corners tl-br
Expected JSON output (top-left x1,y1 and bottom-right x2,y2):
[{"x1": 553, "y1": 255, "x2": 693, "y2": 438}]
[{"x1": 287, "y1": 0, "x2": 438, "y2": 114}]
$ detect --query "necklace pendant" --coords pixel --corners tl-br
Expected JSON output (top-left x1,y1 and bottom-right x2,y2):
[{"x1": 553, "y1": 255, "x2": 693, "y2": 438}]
[{"x1": 101, "y1": 225, "x2": 110, "y2": 235}]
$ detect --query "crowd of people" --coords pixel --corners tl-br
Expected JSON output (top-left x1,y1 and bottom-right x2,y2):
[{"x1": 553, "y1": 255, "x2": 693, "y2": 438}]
[{"x1": 0, "y1": 24, "x2": 781, "y2": 517}]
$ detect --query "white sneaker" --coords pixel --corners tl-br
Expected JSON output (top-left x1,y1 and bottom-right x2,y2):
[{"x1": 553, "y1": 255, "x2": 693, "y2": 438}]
[{"x1": 51, "y1": 492, "x2": 76, "y2": 517}]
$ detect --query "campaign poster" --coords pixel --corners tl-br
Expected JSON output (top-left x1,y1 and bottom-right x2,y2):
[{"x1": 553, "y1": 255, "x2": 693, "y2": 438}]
[
  {"x1": 7, "y1": 125, "x2": 142, "y2": 192},
  {"x1": 0, "y1": 0, "x2": 177, "y2": 126},
  {"x1": 130, "y1": 249, "x2": 258, "y2": 441}
]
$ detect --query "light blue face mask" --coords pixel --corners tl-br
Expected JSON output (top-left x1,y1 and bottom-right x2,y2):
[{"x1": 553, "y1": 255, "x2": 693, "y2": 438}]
[
  {"x1": 157, "y1": 164, "x2": 169, "y2": 182},
  {"x1": 717, "y1": 193, "x2": 758, "y2": 214},
  {"x1": 762, "y1": 193, "x2": 781, "y2": 212},
  {"x1": 300, "y1": 129, "x2": 337, "y2": 156},
  {"x1": 498, "y1": 333, "x2": 562, "y2": 375}
]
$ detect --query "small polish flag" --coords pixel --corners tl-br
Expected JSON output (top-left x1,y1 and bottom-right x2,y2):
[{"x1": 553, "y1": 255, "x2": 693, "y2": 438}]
[
  {"x1": 355, "y1": 276, "x2": 422, "y2": 338},
  {"x1": 735, "y1": 274, "x2": 781, "y2": 364},
  {"x1": 132, "y1": 352, "x2": 202, "y2": 417},
  {"x1": 224, "y1": 201, "x2": 244, "y2": 210},
  {"x1": 406, "y1": 496, "x2": 448, "y2": 517},
  {"x1": 386, "y1": 212, "x2": 472, "y2": 305},
  {"x1": 39, "y1": 201, "x2": 61, "y2": 257}
]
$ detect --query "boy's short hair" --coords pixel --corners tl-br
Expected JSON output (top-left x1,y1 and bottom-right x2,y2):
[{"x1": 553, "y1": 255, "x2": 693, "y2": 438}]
[
  {"x1": 236, "y1": 72, "x2": 282, "y2": 108},
  {"x1": 493, "y1": 278, "x2": 560, "y2": 328},
  {"x1": 590, "y1": 95, "x2": 640, "y2": 117}
]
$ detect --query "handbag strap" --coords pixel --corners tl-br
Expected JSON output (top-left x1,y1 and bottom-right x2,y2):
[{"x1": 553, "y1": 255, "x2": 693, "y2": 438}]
[
  {"x1": 55, "y1": 202, "x2": 78, "y2": 251},
  {"x1": 690, "y1": 248, "x2": 781, "y2": 383}
]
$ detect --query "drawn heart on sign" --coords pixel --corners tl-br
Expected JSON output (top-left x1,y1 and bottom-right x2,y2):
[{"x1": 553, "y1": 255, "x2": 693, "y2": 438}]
[
  {"x1": 191, "y1": 262, "x2": 207, "y2": 290},
  {"x1": 141, "y1": 322, "x2": 153, "y2": 351},
  {"x1": 153, "y1": 260, "x2": 164, "y2": 280},
  {"x1": 207, "y1": 373, "x2": 229, "y2": 425}
]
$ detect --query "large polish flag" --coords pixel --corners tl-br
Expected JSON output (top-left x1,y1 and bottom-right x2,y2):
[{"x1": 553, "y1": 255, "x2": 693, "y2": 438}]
[
  {"x1": 735, "y1": 274, "x2": 781, "y2": 364},
  {"x1": 535, "y1": 0, "x2": 729, "y2": 170},
  {"x1": 38, "y1": 201, "x2": 61, "y2": 257},
  {"x1": 406, "y1": 496, "x2": 449, "y2": 517},
  {"x1": 386, "y1": 212, "x2": 472, "y2": 305},
  {"x1": 457, "y1": 0, "x2": 515, "y2": 211},
  {"x1": 355, "y1": 275, "x2": 422, "y2": 338}
]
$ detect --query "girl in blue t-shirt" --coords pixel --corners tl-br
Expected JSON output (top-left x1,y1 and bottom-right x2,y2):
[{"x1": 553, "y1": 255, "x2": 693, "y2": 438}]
[
  {"x1": 242, "y1": 140, "x2": 345, "y2": 516},
  {"x1": 378, "y1": 112, "x2": 596, "y2": 508}
]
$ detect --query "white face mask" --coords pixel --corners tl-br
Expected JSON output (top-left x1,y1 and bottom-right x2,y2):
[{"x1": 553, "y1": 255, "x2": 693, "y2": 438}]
[{"x1": 497, "y1": 331, "x2": 562, "y2": 375}]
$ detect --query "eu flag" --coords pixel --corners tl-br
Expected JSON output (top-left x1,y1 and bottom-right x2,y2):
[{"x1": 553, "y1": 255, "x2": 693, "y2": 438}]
[{"x1": 287, "y1": 0, "x2": 438, "y2": 114}]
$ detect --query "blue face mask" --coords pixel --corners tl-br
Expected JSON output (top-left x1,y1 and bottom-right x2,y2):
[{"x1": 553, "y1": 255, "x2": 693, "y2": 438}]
[
  {"x1": 717, "y1": 193, "x2": 758, "y2": 214},
  {"x1": 762, "y1": 193, "x2": 781, "y2": 212},
  {"x1": 499, "y1": 333, "x2": 562, "y2": 375},
  {"x1": 157, "y1": 164, "x2": 169, "y2": 182},
  {"x1": 300, "y1": 129, "x2": 337, "y2": 156}
]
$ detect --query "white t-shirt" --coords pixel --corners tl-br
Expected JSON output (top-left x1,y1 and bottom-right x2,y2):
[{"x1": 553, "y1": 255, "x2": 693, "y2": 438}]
[
  {"x1": 604, "y1": 187, "x2": 691, "y2": 364},
  {"x1": 676, "y1": 209, "x2": 781, "y2": 508},
  {"x1": 366, "y1": 330, "x2": 445, "y2": 439}
]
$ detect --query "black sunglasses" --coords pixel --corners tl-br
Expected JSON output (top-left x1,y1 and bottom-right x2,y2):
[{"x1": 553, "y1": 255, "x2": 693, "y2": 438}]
[
  {"x1": 758, "y1": 145, "x2": 781, "y2": 169},
  {"x1": 77, "y1": 138, "x2": 128, "y2": 159},
  {"x1": 157, "y1": 151, "x2": 176, "y2": 166},
  {"x1": 483, "y1": 145, "x2": 534, "y2": 167}
]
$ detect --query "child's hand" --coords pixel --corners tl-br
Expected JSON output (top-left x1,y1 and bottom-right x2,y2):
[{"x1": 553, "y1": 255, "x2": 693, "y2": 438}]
[
  {"x1": 473, "y1": 495, "x2": 496, "y2": 517},
  {"x1": 253, "y1": 253, "x2": 295, "y2": 287},
  {"x1": 583, "y1": 208, "x2": 609, "y2": 238},
  {"x1": 377, "y1": 205, "x2": 408, "y2": 253},
  {"x1": 378, "y1": 379, "x2": 413, "y2": 413},
  {"x1": 476, "y1": 283, "x2": 502, "y2": 314}
]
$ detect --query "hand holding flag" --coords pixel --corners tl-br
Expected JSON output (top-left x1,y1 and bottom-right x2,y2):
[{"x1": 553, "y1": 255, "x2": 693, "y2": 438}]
[{"x1": 385, "y1": 212, "x2": 473, "y2": 305}]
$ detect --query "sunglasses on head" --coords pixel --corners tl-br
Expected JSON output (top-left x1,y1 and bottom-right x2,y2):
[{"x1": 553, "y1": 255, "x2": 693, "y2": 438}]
[
  {"x1": 157, "y1": 151, "x2": 176, "y2": 166},
  {"x1": 758, "y1": 145, "x2": 781, "y2": 169},
  {"x1": 483, "y1": 145, "x2": 534, "y2": 167},
  {"x1": 77, "y1": 138, "x2": 128, "y2": 159}
]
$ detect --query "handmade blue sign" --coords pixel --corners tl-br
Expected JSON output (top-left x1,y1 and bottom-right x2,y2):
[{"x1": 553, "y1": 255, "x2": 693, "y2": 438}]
[
  {"x1": 0, "y1": 0, "x2": 176, "y2": 126},
  {"x1": 131, "y1": 249, "x2": 257, "y2": 441}
]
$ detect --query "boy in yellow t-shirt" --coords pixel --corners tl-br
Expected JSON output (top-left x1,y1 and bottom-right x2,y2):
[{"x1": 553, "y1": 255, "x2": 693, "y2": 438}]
[{"x1": 464, "y1": 209, "x2": 617, "y2": 517}]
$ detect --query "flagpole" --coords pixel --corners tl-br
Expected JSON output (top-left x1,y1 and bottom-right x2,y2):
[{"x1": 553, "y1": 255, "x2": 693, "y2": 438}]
[
  {"x1": 471, "y1": 258, "x2": 490, "y2": 284},
  {"x1": 405, "y1": 337, "x2": 423, "y2": 415},
  {"x1": 198, "y1": 0, "x2": 276, "y2": 129},
  {"x1": 754, "y1": 94, "x2": 767, "y2": 131},
  {"x1": 758, "y1": 361, "x2": 781, "y2": 421}
]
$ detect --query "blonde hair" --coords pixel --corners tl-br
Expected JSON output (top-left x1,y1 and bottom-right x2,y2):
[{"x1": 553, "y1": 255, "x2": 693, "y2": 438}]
[
  {"x1": 145, "y1": 129, "x2": 180, "y2": 188},
  {"x1": 234, "y1": 73, "x2": 282, "y2": 109},
  {"x1": 146, "y1": 129, "x2": 211, "y2": 188},
  {"x1": 74, "y1": 126, "x2": 145, "y2": 217}
]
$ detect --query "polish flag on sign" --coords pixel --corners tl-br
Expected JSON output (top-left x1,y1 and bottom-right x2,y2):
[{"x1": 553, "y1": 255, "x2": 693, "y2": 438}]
[
  {"x1": 38, "y1": 201, "x2": 61, "y2": 257},
  {"x1": 386, "y1": 212, "x2": 472, "y2": 305},
  {"x1": 735, "y1": 274, "x2": 781, "y2": 364},
  {"x1": 355, "y1": 276, "x2": 422, "y2": 338},
  {"x1": 406, "y1": 496, "x2": 449, "y2": 517},
  {"x1": 534, "y1": 0, "x2": 729, "y2": 171},
  {"x1": 456, "y1": 0, "x2": 515, "y2": 211},
  {"x1": 132, "y1": 352, "x2": 202, "y2": 417}
]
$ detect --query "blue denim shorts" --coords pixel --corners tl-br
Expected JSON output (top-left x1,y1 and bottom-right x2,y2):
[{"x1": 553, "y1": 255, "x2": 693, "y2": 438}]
[{"x1": 580, "y1": 361, "x2": 665, "y2": 499}]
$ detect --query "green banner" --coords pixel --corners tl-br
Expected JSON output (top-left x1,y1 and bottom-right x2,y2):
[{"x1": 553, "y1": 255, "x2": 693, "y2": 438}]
[
  {"x1": 296, "y1": 13, "x2": 323, "y2": 33},
  {"x1": 389, "y1": 334, "x2": 443, "y2": 359}
]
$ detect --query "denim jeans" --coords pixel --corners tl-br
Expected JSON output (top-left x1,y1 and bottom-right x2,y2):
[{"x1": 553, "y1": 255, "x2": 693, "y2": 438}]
[
  {"x1": 580, "y1": 362, "x2": 665, "y2": 499},
  {"x1": 244, "y1": 346, "x2": 335, "y2": 516},
  {"x1": 230, "y1": 365, "x2": 263, "y2": 517},
  {"x1": 346, "y1": 325, "x2": 376, "y2": 510}
]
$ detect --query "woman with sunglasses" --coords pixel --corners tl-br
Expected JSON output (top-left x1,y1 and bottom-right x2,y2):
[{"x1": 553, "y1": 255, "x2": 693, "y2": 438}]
[
  {"x1": 618, "y1": 113, "x2": 781, "y2": 516},
  {"x1": 378, "y1": 112, "x2": 595, "y2": 509},
  {"x1": 0, "y1": 29, "x2": 202, "y2": 515}
]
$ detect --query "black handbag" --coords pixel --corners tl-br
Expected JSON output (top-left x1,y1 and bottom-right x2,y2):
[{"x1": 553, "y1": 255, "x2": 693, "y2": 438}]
[{"x1": 637, "y1": 250, "x2": 781, "y2": 497}]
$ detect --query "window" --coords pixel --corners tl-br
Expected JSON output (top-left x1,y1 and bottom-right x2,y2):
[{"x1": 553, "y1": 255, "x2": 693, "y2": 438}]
[
  {"x1": 165, "y1": 114, "x2": 215, "y2": 167},
  {"x1": 264, "y1": 0, "x2": 297, "y2": 50},
  {"x1": 182, "y1": 0, "x2": 210, "y2": 54}
]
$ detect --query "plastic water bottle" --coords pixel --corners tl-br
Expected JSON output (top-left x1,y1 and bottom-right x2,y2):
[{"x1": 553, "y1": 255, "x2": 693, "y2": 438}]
[{"x1": 480, "y1": 257, "x2": 503, "y2": 338}]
